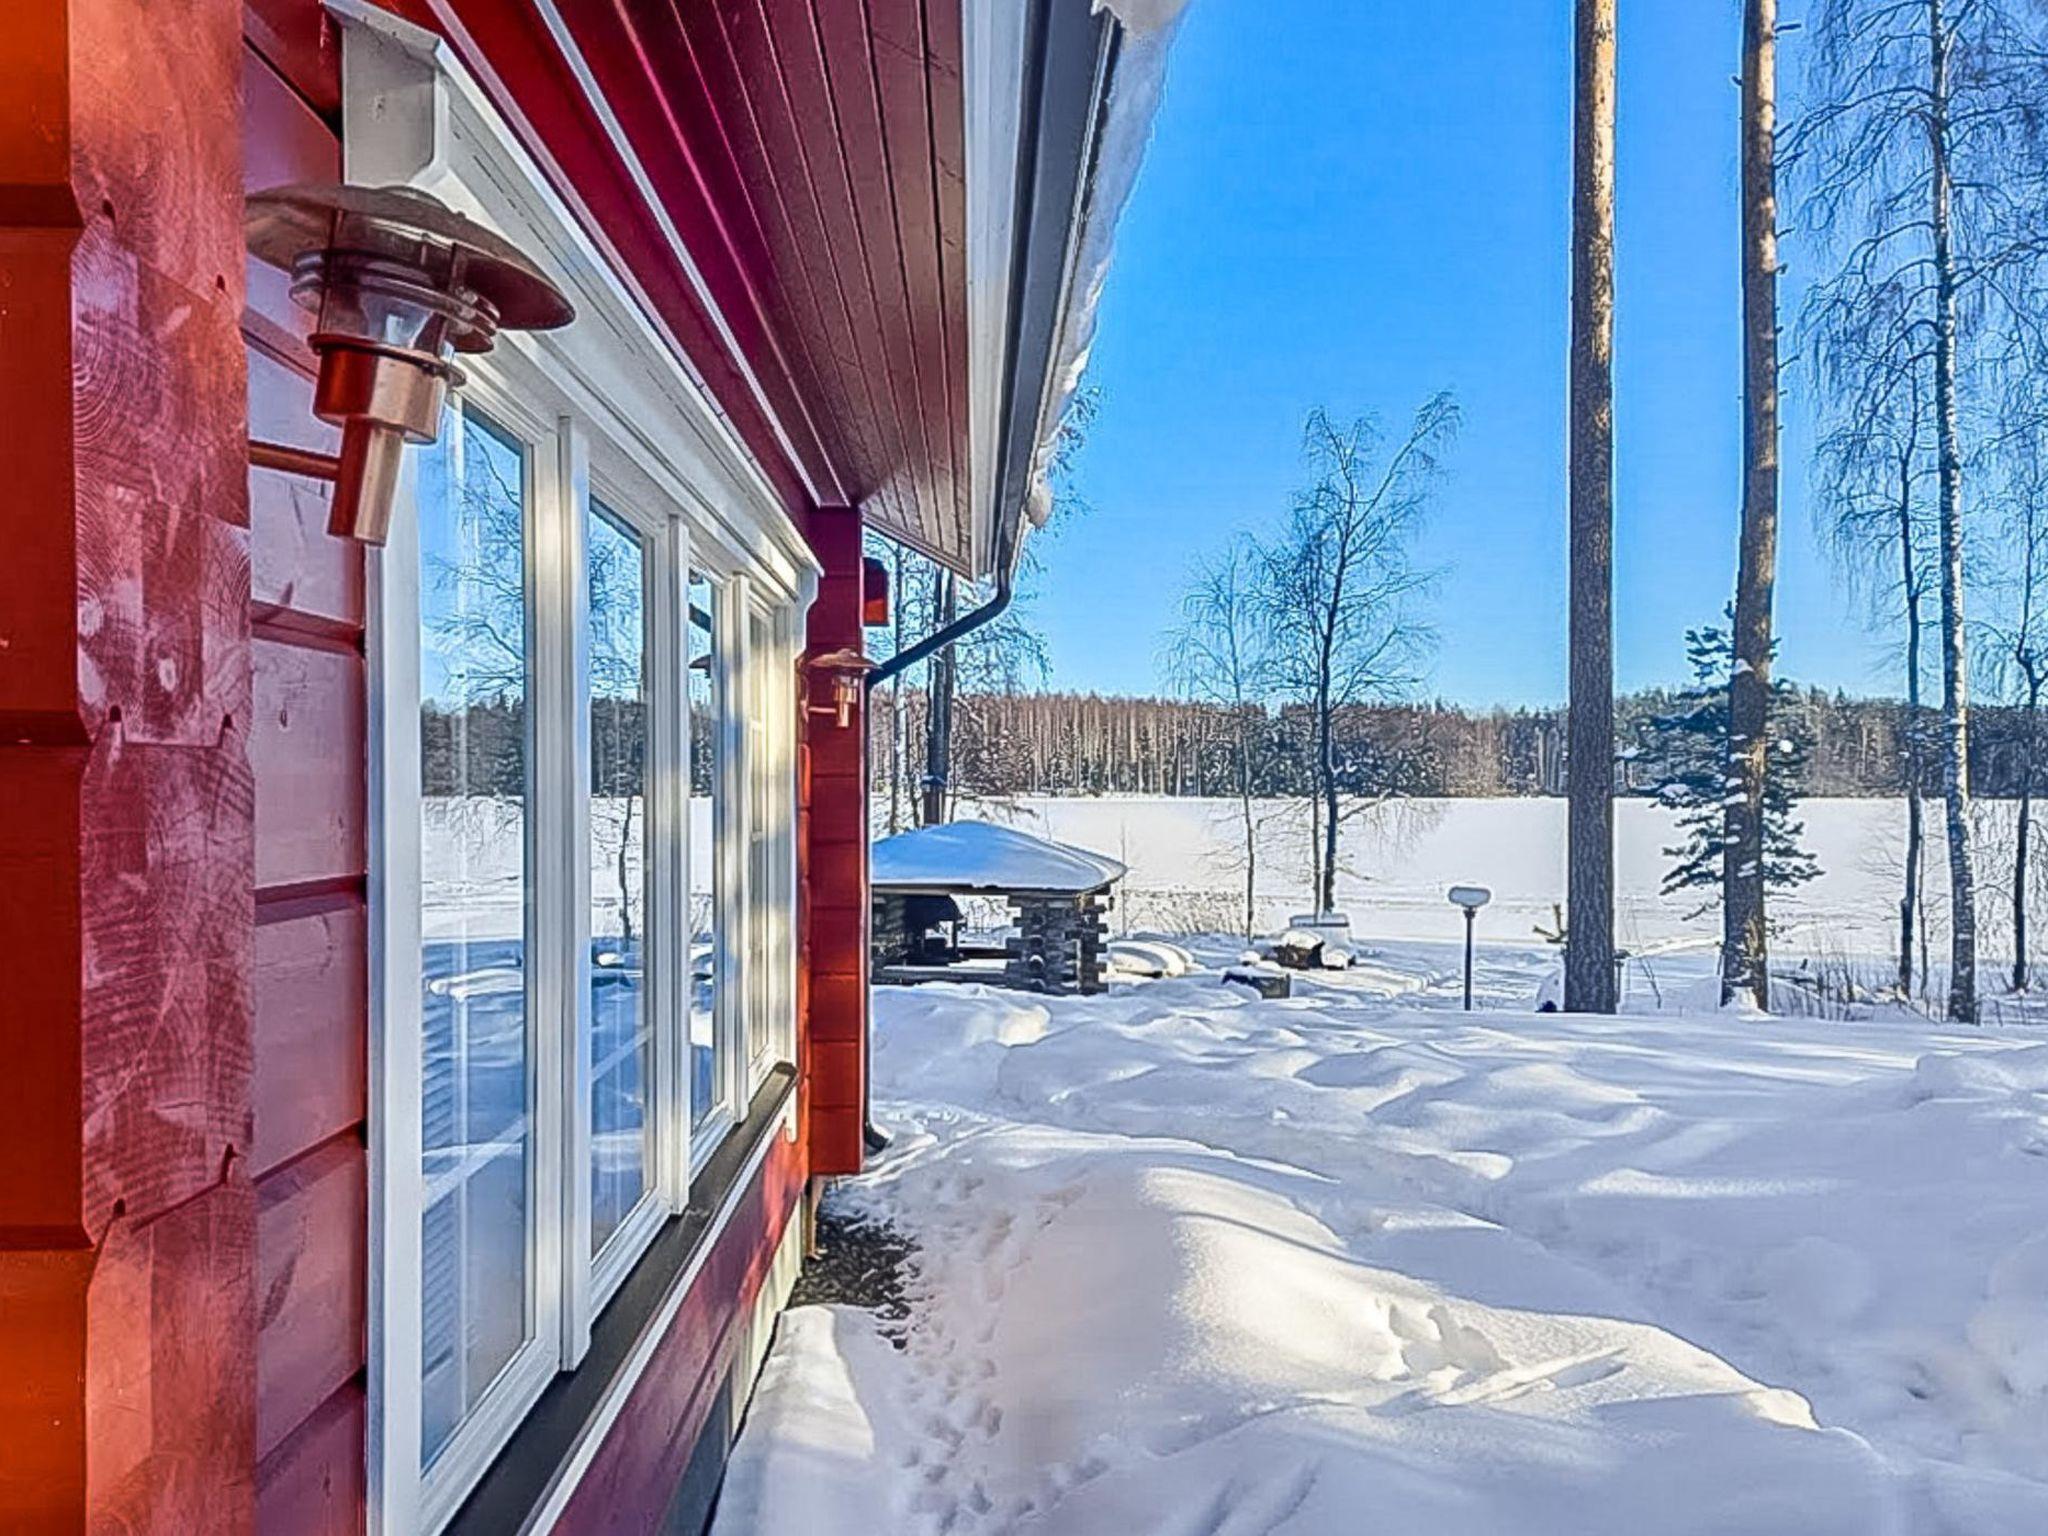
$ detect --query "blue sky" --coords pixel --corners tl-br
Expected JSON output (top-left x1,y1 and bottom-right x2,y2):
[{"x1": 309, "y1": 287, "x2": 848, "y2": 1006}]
[{"x1": 1030, "y1": 0, "x2": 1886, "y2": 708}]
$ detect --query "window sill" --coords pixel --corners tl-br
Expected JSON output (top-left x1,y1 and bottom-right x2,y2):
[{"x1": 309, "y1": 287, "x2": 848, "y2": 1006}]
[{"x1": 446, "y1": 1063, "x2": 798, "y2": 1536}]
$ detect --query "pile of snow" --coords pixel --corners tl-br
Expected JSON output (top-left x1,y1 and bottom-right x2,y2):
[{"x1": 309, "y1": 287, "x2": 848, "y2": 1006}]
[
  {"x1": 872, "y1": 820, "x2": 1127, "y2": 895},
  {"x1": 1104, "y1": 938, "x2": 1194, "y2": 978},
  {"x1": 720, "y1": 943, "x2": 2048, "y2": 1535}
]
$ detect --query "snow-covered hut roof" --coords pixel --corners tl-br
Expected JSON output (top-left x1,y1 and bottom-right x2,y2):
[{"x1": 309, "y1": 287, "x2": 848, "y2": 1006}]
[{"x1": 870, "y1": 821, "x2": 1127, "y2": 897}]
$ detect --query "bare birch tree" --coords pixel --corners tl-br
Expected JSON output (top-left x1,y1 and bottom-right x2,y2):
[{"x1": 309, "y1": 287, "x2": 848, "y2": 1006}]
[
  {"x1": 1724, "y1": 0, "x2": 1783, "y2": 1008},
  {"x1": 1794, "y1": 0, "x2": 2048, "y2": 1021},
  {"x1": 1812, "y1": 340, "x2": 1937, "y2": 997},
  {"x1": 1568, "y1": 0, "x2": 1619, "y2": 1013},
  {"x1": 1258, "y1": 399, "x2": 1457, "y2": 916},
  {"x1": 919, "y1": 567, "x2": 959, "y2": 826},
  {"x1": 1981, "y1": 397, "x2": 2048, "y2": 989},
  {"x1": 1166, "y1": 538, "x2": 1271, "y2": 935}
]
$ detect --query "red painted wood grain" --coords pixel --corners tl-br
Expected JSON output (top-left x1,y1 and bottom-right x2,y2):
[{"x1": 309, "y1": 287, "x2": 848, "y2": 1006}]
[
  {"x1": 251, "y1": 899, "x2": 367, "y2": 1179},
  {"x1": 800, "y1": 509, "x2": 869, "y2": 1173},
  {"x1": 256, "y1": 1380, "x2": 365, "y2": 1536},
  {"x1": 255, "y1": 1138, "x2": 366, "y2": 1460},
  {"x1": 251, "y1": 637, "x2": 365, "y2": 892},
  {"x1": 239, "y1": 38, "x2": 372, "y2": 1533},
  {"x1": 86, "y1": 1179, "x2": 259, "y2": 1533},
  {"x1": 1, "y1": 4, "x2": 257, "y2": 1524}
]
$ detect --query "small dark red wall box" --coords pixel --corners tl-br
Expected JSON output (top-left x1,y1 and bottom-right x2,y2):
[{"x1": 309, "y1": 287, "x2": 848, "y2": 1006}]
[{"x1": 862, "y1": 555, "x2": 891, "y2": 627}]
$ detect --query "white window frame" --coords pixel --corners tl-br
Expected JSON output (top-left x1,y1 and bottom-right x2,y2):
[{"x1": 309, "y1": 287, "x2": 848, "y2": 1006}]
[
  {"x1": 373, "y1": 372, "x2": 569, "y2": 1536},
  {"x1": 338, "y1": 7, "x2": 819, "y2": 1534},
  {"x1": 688, "y1": 567, "x2": 746, "y2": 1170},
  {"x1": 747, "y1": 600, "x2": 801, "y2": 1085},
  {"x1": 579, "y1": 459, "x2": 688, "y2": 1324}
]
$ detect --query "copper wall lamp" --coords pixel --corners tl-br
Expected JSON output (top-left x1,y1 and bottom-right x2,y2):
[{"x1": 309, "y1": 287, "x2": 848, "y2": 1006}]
[
  {"x1": 244, "y1": 183, "x2": 573, "y2": 543},
  {"x1": 804, "y1": 648, "x2": 874, "y2": 729}
]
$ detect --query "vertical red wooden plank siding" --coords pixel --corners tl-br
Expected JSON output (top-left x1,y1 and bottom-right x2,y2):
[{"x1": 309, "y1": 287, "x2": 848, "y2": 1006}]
[
  {"x1": 801, "y1": 507, "x2": 870, "y2": 1173},
  {"x1": 677, "y1": 3, "x2": 890, "y2": 501},
  {"x1": 805, "y1": 0, "x2": 942, "y2": 534},
  {"x1": 534, "y1": 0, "x2": 845, "y2": 506},
  {"x1": 870, "y1": 0, "x2": 966, "y2": 536},
  {"x1": 0, "y1": 0, "x2": 256, "y2": 1530}
]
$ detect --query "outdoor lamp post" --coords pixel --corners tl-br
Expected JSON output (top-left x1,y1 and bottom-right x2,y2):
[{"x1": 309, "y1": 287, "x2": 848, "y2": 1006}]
[
  {"x1": 1448, "y1": 885, "x2": 1492, "y2": 1011},
  {"x1": 244, "y1": 183, "x2": 574, "y2": 543}
]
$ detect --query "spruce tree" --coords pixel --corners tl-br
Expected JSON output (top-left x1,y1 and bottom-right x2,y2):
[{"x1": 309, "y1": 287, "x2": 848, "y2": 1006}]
[{"x1": 1641, "y1": 625, "x2": 1821, "y2": 919}]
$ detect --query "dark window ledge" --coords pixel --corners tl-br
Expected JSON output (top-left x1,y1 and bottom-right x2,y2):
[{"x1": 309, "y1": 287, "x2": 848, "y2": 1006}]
[{"x1": 447, "y1": 1064, "x2": 798, "y2": 1536}]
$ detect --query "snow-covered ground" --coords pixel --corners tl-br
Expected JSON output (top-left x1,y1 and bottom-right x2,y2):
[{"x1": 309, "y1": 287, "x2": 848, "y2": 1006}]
[{"x1": 717, "y1": 941, "x2": 2048, "y2": 1536}]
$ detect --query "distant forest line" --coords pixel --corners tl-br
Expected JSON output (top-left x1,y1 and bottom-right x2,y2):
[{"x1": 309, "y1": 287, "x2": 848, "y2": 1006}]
[
  {"x1": 419, "y1": 686, "x2": 2044, "y2": 803},
  {"x1": 867, "y1": 687, "x2": 2043, "y2": 803}
]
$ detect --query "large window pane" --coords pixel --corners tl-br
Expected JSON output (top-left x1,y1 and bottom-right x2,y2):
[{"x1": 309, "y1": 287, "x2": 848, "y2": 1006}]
[
  {"x1": 588, "y1": 503, "x2": 652, "y2": 1257},
  {"x1": 417, "y1": 406, "x2": 533, "y2": 1469},
  {"x1": 747, "y1": 607, "x2": 778, "y2": 1067},
  {"x1": 688, "y1": 574, "x2": 723, "y2": 1134}
]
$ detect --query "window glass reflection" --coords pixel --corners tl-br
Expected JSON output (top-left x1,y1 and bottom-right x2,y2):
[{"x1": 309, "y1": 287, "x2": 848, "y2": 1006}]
[
  {"x1": 588, "y1": 502, "x2": 651, "y2": 1257},
  {"x1": 416, "y1": 405, "x2": 533, "y2": 1469}
]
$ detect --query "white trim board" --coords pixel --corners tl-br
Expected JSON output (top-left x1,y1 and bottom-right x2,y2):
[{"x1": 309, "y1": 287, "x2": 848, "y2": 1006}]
[{"x1": 961, "y1": 0, "x2": 1028, "y2": 580}]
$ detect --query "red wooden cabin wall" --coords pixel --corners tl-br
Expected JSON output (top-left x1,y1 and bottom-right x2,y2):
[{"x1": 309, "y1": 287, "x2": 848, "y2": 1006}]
[
  {"x1": 801, "y1": 509, "x2": 872, "y2": 1176},
  {"x1": 239, "y1": 12, "x2": 371, "y2": 1533},
  {"x1": 0, "y1": 0, "x2": 865, "y2": 1525},
  {"x1": 0, "y1": 0, "x2": 256, "y2": 1530}
]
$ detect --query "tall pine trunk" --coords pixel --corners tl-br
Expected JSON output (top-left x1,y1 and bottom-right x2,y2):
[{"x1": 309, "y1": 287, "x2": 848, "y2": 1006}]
[
  {"x1": 920, "y1": 570, "x2": 957, "y2": 827},
  {"x1": 887, "y1": 543, "x2": 908, "y2": 834},
  {"x1": 1566, "y1": 0, "x2": 1619, "y2": 1013},
  {"x1": 1723, "y1": 0, "x2": 1779, "y2": 1009},
  {"x1": 1928, "y1": 0, "x2": 1978, "y2": 1023}
]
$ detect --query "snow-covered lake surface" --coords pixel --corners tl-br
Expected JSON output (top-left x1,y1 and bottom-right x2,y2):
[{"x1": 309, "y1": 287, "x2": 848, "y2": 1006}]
[
  {"x1": 966, "y1": 794, "x2": 1977, "y2": 959},
  {"x1": 717, "y1": 942, "x2": 2048, "y2": 1536}
]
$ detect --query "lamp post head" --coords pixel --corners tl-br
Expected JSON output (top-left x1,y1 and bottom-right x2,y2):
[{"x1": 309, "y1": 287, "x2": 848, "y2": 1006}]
[
  {"x1": 1448, "y1": 885, "x2": 1492, "y2": 913},
  {"x1": 246, "y1": 183, "x2": 574, "y2": 543}
]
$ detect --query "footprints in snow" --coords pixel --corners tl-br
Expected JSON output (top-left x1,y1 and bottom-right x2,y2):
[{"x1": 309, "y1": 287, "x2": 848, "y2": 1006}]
[{"x1": 894, "y1": 1175, "x2": 1085, "y2": 1535}]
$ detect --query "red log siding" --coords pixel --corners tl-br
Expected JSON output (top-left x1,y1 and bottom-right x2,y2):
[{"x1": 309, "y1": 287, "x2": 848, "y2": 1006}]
[
  {"x1": 801, "y1": 508, "x2": 870, "y2": 1174},
  {"x1": 0, "y1": 0, "x2": 256, "y2": 1528},
  {"x1": 256, "y1": 1138, "x2": 367, "y2": 1460},
  {"x1": 239, "y1": 23, "x2": 372, "y2": 1533},
  {"x1": 0, "y1": 1, "x2": 874, "y2": 1528},
  {"x1": 256, "y1": 1381, "x2": 366, "y2": 1536},
  {"x1": 554, "y1": 1127, "x2": 806, "y2": 1534},
  {"x1": 251, "y1": 899, "x2": 367, "y2": 1179}
]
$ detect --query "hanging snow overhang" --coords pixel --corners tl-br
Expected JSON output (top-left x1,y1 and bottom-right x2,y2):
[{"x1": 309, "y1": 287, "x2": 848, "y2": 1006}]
[{"x1": 967, "y1": 0, "x2": 1189, "y2": 581}]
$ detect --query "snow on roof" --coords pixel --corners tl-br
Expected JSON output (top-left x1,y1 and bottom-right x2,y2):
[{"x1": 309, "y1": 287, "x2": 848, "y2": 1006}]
[{"x1": 871, "y1": 820, "x2": 1127, "y2": 896}]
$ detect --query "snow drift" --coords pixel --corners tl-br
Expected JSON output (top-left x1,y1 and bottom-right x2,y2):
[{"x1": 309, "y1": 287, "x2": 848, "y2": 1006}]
[{"x1": 719, "y1": 953, "x2": 2048, "y2": 1535}]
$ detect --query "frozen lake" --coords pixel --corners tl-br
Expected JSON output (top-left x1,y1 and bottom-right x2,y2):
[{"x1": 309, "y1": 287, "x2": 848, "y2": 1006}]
[{"x1": 966, "y1": 794, "x2": 1999, "y2": 963}]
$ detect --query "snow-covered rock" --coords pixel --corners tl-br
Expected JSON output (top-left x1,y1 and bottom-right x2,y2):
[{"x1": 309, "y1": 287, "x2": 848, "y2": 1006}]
[{"x1": 1105, "y1": 938, "x2": 1195, "y2": 978}]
